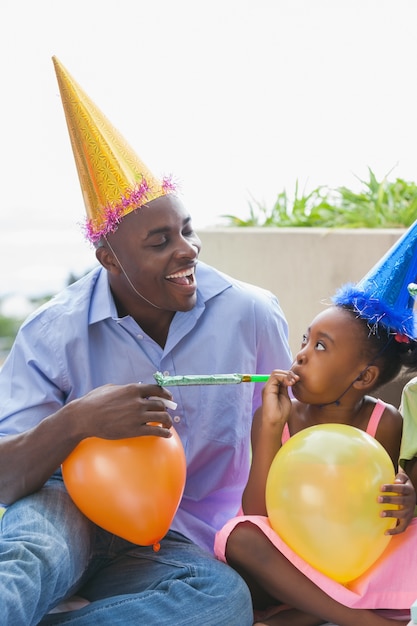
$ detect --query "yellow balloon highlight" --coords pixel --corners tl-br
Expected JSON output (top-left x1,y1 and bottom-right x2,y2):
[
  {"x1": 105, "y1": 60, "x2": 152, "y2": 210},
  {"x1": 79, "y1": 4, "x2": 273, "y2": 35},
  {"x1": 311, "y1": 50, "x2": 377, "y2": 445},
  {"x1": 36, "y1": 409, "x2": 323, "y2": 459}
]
[{"x1": 266, "y1": 424, "x2": 397, "y2": 584}]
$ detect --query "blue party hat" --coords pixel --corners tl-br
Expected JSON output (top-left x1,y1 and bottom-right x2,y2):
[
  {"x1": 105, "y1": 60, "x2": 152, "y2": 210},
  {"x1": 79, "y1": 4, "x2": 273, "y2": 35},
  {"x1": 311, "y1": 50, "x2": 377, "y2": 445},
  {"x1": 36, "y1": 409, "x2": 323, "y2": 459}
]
[{"x1": 333, "y1": 220, "x2": 417, "y2": 339}]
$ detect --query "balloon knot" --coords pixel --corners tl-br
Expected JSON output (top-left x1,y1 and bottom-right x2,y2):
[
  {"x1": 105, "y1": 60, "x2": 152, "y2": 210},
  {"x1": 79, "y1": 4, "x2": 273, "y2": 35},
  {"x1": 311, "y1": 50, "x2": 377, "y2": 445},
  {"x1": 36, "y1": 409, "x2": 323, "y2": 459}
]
[{"x1": 153, "y1": 542, "x2": 161, "y2": 552}]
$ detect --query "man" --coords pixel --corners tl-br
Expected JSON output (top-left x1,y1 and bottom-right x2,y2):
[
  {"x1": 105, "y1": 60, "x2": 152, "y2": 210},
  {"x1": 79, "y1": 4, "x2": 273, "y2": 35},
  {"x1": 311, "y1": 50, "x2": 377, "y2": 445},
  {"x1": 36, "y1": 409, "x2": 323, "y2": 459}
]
[{"x1": 0, "y1": 58, "x2": 292, "y2": 625}]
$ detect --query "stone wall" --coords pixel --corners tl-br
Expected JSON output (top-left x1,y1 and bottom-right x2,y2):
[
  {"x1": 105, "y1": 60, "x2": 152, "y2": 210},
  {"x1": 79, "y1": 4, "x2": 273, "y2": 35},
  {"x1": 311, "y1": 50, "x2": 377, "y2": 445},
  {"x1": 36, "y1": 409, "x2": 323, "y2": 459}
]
[{"x1": 198, "y1": 227, "x2": 410, "y2": 407}]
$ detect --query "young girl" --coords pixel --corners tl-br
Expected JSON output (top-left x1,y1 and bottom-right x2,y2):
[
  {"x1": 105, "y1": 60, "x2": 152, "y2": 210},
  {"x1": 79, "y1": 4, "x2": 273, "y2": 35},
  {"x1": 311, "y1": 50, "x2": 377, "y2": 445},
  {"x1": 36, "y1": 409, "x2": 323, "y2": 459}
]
[{"x1": 215, "y1": 301, "x2": 417, "y2": 626}]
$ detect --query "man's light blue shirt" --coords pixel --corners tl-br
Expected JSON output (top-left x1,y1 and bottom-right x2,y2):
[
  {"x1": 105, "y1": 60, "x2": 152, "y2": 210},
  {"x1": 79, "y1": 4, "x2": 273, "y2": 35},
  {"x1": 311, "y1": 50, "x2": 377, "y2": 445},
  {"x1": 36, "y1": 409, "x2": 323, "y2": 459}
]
[{"x1": 0, "y1": 261, "x2": 292, "y2": 552}]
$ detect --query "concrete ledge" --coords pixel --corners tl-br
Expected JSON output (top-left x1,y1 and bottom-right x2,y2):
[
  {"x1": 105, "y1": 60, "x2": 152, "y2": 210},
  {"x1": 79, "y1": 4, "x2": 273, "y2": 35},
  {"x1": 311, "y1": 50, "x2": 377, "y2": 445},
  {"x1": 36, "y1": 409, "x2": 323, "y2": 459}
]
[{"x1": 198, "y1": 227, "x2": 409, "y2": 406}]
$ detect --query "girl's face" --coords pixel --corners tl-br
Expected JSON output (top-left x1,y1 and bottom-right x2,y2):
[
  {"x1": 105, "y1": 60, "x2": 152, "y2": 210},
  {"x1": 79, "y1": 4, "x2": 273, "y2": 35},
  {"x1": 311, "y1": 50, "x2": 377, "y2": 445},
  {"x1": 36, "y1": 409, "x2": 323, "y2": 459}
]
[{"x1": 291, "y1": 306, "x2": 368, "y2": 405}]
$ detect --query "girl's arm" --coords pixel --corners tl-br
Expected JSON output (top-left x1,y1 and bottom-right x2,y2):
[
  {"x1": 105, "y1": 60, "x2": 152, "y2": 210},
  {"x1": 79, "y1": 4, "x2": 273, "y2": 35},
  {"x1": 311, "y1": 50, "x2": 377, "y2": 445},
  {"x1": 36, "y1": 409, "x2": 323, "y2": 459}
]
[
  {"x1": 242, "y1": 370, "x2": 298, "y2": 516},
  {"x1": 374, "y1": 404, "x2": 402, "y2": 470},
  {"x1": 376, "y1": 407, "x2": 416, "y2": 534}
]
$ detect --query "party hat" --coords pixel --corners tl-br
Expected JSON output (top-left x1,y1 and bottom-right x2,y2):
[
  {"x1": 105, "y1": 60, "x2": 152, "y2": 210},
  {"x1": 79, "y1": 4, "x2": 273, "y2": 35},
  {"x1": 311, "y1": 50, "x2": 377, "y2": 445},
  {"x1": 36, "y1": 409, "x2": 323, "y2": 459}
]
[
  {"x1": 332, "y1": 220, "x2": 417, "y2": 339},
  {"x1": 52, "y1": 56, "x2": 176, "y2": 243}
]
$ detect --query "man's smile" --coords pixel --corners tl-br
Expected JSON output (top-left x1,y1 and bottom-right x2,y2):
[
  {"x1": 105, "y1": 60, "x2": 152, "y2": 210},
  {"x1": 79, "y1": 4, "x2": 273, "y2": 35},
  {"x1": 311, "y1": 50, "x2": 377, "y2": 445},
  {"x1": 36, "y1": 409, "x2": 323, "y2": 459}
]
[{"x1": 165, "y1": 266, "x2": 196, "y2": 286}]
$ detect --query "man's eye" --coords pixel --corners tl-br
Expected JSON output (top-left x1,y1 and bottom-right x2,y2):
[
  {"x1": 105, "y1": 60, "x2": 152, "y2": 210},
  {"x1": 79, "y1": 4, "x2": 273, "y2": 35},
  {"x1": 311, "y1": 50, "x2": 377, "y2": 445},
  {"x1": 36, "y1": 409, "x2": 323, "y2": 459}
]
[{"x1": 152, "y1": 238, "x2": 168, "y2": 247}]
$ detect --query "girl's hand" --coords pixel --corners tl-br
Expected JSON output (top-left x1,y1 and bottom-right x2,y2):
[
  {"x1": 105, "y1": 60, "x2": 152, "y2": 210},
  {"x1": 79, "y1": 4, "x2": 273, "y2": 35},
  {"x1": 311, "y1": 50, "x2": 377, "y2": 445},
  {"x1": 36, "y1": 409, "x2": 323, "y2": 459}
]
[
  {"x1": 379, "y1": 471, "x2": 416, "y2": 535},
  {"x1": 242, "y1": 370, "x2": 299, "y2": 516},
  {"x1": 261, "y1": 369, "x2": 299, "y2": 429}
]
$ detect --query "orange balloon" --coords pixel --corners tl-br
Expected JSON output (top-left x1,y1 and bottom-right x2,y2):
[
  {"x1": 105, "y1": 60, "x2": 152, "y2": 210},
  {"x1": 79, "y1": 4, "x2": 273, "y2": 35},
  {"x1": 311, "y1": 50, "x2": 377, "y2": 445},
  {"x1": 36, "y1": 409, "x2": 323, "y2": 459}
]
[
  {"x1": 62, "y1": 428, "x2": 186, "y2": 546},
  {"x1": 266, "y1": 424, "x2": 397, "y2": 583}
]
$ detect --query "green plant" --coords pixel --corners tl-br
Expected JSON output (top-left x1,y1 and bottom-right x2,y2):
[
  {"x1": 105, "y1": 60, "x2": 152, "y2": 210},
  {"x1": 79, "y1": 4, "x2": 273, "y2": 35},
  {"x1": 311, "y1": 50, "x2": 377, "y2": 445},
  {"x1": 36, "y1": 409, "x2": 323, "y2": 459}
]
[
  {"x1": 0, "y1": 315, "x2": 23, "y2": 351},
  {"x1": 0, "y1": 314, "x2": 23, "y2": 367},
  {"x1": 222, "y1": 168, "x2": 417, "y2": 228}
]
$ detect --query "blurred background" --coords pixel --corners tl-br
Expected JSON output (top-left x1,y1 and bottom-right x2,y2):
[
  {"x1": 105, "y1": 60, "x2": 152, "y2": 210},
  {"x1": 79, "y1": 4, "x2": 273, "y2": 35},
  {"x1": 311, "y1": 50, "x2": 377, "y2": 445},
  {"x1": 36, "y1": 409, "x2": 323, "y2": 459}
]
[{"x1": 1, "y1": 0, "x2": 416, "y2": 321}]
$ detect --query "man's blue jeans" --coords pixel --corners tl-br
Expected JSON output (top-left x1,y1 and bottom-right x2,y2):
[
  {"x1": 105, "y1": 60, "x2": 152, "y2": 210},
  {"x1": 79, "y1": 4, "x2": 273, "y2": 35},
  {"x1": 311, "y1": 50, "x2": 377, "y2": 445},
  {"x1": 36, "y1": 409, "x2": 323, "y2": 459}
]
[{"x1": 1, "y1": 478, "x2": 252, "y2": 625}]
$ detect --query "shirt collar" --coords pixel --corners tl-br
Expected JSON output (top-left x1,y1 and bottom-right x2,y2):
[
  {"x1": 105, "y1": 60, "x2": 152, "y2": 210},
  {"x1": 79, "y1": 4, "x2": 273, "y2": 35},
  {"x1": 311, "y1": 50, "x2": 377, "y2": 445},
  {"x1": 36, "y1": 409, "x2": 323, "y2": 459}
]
[
  {"x1": 89, "y1": 267, "x2": 118, "y2": 324},
  {"x1": 88, "y1": 261, "x2": 232, "y2": 326}
]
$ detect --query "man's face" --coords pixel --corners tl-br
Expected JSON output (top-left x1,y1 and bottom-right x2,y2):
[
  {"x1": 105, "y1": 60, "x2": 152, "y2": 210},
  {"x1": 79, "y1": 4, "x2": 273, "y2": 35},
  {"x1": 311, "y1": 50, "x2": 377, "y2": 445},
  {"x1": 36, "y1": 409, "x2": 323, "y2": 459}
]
[{"x1": 104, "y1": 195, "x2": 202, "y2": 313}]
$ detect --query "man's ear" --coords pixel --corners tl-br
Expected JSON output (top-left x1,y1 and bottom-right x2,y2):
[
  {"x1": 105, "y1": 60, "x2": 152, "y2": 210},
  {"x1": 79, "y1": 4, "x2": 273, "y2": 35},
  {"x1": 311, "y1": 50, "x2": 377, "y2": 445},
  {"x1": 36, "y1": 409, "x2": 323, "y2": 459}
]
[
  {"x1": 353, "y1": 365, "x2": 379, "y2": 390},
  {"x1": 95, "y1": 245, "x2": 121, "y2": 275}
]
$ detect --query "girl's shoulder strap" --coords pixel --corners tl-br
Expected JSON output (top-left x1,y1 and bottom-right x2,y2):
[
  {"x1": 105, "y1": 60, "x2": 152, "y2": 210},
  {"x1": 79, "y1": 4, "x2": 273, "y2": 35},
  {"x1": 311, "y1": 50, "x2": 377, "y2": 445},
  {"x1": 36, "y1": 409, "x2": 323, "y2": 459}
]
[
  {"x1": 366, "y1": 398, "x2": 387, "y2": 438},
  {"x1": 283, "y1": 400, "x2": 387, "y2": 442},
  {"x1": 282, "y1": 422, "x2": 291, "y2": 444}
]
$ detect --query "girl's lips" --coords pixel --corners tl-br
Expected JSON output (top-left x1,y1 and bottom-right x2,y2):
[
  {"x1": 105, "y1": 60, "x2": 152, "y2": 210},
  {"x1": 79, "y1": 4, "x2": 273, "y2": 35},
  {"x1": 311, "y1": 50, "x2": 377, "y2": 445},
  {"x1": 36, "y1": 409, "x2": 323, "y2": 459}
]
[{"x1": 290, "y1": 370, "x2": 301, "y2": 387}]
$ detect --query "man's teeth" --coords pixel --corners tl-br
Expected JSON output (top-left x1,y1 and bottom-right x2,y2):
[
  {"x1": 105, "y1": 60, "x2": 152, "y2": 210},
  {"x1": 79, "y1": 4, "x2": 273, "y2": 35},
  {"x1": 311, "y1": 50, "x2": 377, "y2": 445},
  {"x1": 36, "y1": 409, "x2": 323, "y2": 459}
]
[{"x1": 166, "y1": 267, "x2": 194, "y2": 279}]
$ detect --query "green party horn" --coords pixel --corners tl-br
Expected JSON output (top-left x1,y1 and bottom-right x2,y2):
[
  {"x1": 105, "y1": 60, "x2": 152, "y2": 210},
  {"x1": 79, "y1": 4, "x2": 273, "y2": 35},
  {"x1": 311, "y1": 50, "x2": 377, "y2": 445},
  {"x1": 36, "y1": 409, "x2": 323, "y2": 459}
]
[{"x1": 154, "y1": 372, "x2": 269, "y2": 386}]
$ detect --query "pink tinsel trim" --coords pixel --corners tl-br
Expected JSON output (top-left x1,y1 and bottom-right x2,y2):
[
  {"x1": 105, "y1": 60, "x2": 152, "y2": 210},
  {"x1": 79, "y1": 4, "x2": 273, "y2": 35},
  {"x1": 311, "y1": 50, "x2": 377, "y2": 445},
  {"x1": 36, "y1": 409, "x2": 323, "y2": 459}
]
[
  {"x1": 162, "y1": 174, "x2": 177, "y2": 193},
  {"x1": 83, "y1": 175, "x2": 177, "y2": 243}
]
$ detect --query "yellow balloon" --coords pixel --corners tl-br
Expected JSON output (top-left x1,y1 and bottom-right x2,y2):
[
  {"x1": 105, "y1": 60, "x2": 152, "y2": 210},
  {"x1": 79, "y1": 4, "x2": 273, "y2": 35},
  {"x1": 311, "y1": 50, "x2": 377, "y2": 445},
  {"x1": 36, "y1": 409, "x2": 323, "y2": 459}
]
[{"x1": 266, "y1": 424, "x2": 397, "y2": 584}]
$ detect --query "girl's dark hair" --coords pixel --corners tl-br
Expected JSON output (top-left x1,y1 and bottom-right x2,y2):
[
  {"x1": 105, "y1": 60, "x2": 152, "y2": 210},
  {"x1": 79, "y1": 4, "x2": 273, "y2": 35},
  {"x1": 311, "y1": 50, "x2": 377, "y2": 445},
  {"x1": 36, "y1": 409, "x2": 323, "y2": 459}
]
[{"x1": 339, "y1": 304, "x2": 417, "y2": 389}]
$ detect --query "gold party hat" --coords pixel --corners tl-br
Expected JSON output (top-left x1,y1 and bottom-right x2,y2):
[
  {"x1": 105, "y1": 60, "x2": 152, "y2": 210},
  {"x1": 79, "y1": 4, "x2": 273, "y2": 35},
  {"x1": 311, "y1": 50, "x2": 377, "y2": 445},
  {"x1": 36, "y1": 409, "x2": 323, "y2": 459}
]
[{"x1": 52, "y1": 56, "x2": 176, "y2": 242}]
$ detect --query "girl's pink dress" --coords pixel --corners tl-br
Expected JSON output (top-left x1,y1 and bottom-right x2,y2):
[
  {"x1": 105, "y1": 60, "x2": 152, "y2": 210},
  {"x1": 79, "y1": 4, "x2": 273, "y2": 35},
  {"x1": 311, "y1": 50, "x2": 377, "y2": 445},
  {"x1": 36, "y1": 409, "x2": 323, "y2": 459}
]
[{"x1": 214, "y1": 400, "x2": 417, "y2": 610}]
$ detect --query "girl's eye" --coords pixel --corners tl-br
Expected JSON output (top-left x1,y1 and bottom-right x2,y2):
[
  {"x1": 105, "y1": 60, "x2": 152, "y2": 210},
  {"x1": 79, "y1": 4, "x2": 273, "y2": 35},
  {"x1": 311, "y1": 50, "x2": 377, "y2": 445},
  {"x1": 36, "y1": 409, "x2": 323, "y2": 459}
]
[
  {"x1": 315, "y1": 341, "x2": 325, "y2": 351},
  {"x1": 301, "y1": 333, "x2": 308, "y2": 346}
]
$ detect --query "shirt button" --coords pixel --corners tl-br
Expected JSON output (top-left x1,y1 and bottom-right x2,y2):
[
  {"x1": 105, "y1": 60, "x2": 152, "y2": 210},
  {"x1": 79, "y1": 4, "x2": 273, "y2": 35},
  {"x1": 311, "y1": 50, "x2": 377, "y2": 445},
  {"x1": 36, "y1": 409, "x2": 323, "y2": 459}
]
[
  {"x1": 163, "y1": 370, "x2": 170, "y2": 376},
  {"x1": 173, "y1": 415, "x2": 181, "y2": 423},
  {"x1": 137, "y1": 334, "x2": 144, "y2": 340}
]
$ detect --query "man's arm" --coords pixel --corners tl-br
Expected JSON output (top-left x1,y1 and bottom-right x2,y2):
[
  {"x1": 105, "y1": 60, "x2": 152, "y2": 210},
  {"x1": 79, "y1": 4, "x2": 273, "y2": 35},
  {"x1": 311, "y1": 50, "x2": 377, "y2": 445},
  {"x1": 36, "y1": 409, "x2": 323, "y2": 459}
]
[{"x1": 0, "y1": 383, "x2": 174, "y2": 505}]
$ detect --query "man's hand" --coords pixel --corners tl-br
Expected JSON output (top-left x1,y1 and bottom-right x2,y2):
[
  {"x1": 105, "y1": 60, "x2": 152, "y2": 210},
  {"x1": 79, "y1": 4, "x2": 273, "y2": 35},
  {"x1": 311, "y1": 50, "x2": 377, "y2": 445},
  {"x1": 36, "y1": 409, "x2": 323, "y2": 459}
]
[{"x1": 74, "y1": 383, "x2": 175, "y2": 440}]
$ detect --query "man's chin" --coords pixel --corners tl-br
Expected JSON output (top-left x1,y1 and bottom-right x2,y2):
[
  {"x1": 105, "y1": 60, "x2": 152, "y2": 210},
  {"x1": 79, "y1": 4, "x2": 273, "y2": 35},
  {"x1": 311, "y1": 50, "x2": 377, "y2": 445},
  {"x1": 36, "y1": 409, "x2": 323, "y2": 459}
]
[{"x1": 178, "y1": 295, "x2": 198, "y2": 312}]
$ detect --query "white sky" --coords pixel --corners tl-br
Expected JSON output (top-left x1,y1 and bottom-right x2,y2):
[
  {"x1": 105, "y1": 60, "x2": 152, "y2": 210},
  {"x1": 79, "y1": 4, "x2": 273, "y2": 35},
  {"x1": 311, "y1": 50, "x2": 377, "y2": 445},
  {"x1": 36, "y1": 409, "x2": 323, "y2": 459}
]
[{"x1": 1, "y1": 0, "x2": 417, "y2": 299}]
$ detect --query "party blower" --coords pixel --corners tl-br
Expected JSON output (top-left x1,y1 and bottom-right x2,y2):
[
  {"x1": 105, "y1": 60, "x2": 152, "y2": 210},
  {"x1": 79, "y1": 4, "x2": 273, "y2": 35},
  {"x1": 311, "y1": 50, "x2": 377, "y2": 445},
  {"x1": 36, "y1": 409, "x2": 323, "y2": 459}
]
[{"x1": 154, "y1": 372, "x2": 270, "y2": 386}]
